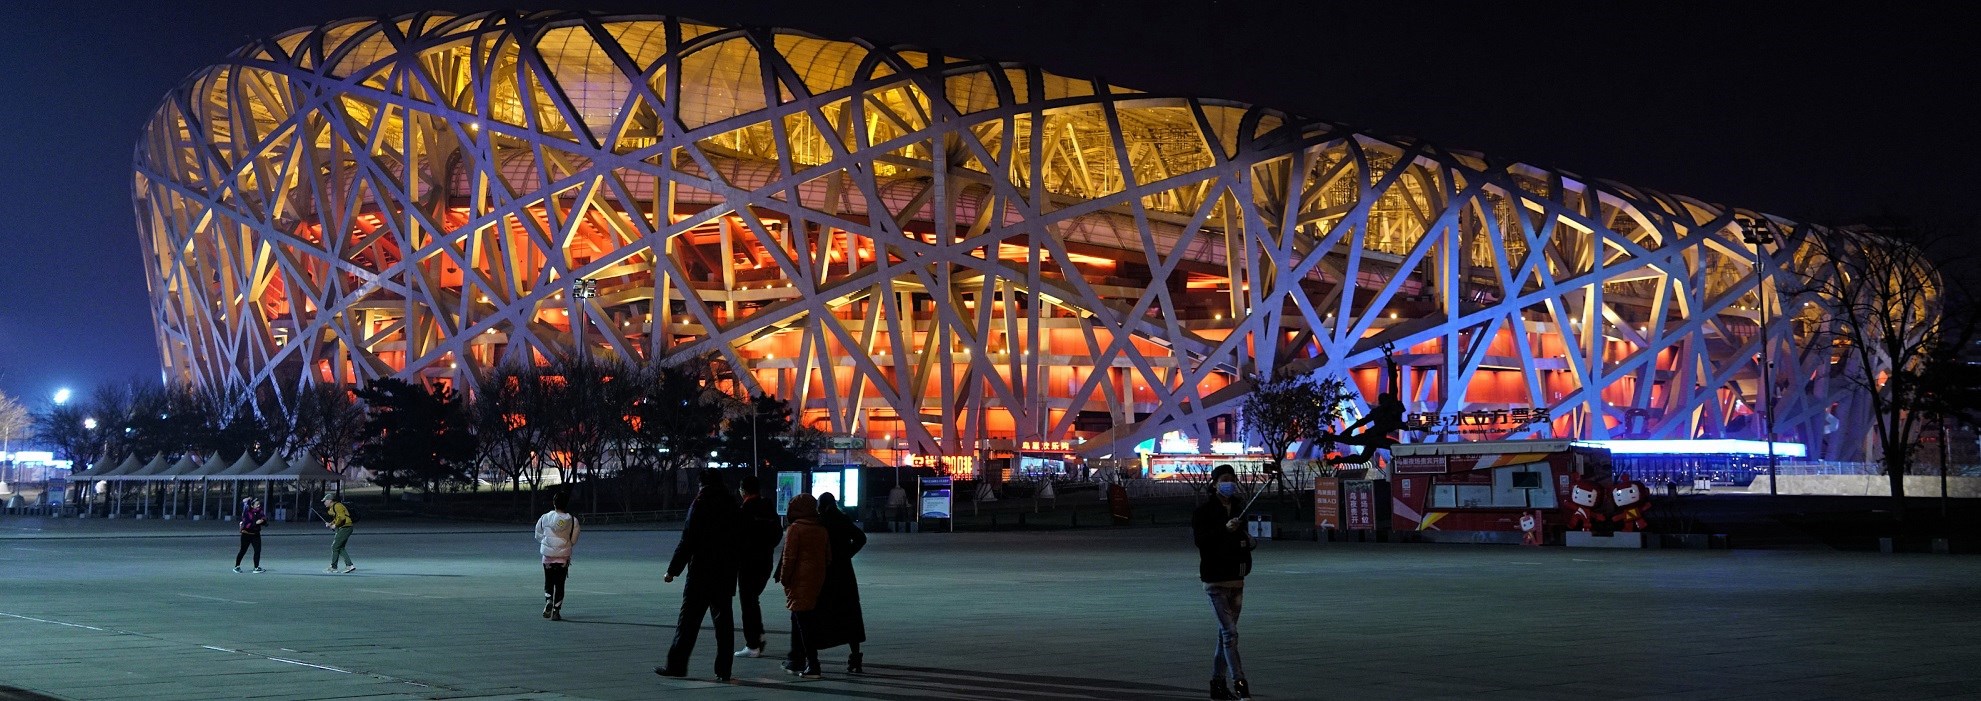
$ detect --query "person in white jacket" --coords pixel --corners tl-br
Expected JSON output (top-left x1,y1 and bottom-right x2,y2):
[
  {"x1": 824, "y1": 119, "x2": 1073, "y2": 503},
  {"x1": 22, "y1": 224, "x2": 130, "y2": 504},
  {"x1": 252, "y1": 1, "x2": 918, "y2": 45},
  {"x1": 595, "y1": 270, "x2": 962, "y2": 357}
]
[{"x1": 534, "y1": 491, "x2": 581, "y2": 621}]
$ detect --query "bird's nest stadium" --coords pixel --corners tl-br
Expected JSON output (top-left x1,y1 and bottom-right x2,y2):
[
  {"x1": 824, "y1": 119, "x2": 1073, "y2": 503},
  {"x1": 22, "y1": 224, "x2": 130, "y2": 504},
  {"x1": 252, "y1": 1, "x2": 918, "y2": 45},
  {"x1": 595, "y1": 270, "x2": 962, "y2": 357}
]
[{"x1": 134, "y1": 10, "x2": 1894, "y2": 469}]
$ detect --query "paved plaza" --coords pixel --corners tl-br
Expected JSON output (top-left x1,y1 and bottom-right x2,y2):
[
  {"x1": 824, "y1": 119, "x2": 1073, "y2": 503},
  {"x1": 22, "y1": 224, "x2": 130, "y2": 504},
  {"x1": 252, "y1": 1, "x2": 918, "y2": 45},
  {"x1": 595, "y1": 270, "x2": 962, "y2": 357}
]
[{"x1": 3, "y1": 518, "x2": 1980, "y2": 701}]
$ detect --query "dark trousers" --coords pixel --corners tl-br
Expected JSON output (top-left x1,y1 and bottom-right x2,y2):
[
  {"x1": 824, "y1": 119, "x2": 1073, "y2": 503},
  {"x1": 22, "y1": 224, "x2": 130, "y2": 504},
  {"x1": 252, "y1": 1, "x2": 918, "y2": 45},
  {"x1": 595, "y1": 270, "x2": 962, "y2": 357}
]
[
  {"x1": 234, "y1": 533, "x2": 261, "y2": 567},
  {"x1": 738, "y1": 568, "x2": 770, "y2": 648},
  {"x1": 666, "y1": 590, "x2": 735, "y2": 678},
  {"x1": 543, "y1": 563, "x2": 568, "y2": 606},
  {"x1": 788, "y1": 609, "x2": 822, "y2": 673}
]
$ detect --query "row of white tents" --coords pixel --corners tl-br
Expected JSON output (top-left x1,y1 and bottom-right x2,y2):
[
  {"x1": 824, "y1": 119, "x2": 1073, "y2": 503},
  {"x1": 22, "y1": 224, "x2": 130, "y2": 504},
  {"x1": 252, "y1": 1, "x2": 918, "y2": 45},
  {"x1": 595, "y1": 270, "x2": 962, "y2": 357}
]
[{"x1": 68, "y1": 453, "x2": 343, "y2": 521}]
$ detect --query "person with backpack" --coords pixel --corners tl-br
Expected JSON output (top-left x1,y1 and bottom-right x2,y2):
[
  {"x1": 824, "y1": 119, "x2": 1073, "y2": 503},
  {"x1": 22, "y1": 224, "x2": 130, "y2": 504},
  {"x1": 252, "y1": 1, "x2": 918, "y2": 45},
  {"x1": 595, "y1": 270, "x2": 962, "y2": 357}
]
[
  {"x1": 734, "y1": 474, "x2": 783, "y2": 659},
  {"x1": 322, "y1": 493, "x2": 356, "y2": 574},
  {"x1": 534, "y1": 490, "x2": 581, "y2": 620},
  {"x1": 1192, "y1": 464, "x2": 1256, "y2": 701},
  {"x1": 233, "y1": 497, "x2": 267, "y2": 573}
]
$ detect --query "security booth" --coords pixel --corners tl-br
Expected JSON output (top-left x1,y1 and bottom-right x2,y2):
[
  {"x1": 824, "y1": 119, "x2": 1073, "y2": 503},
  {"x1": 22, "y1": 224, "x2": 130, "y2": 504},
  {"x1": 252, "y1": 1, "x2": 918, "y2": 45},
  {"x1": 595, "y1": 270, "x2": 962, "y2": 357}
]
[{"x1": 1387, "y1": 440, "x2": 1613, "y2": 544}]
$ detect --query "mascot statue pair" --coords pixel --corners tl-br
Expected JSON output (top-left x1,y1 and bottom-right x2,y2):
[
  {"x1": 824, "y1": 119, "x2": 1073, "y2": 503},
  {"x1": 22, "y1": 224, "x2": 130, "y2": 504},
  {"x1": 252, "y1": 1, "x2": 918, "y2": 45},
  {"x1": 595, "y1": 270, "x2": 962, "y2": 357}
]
[{"x1": 1565, "y1": 473, "x2": 1653, "y2": 533}]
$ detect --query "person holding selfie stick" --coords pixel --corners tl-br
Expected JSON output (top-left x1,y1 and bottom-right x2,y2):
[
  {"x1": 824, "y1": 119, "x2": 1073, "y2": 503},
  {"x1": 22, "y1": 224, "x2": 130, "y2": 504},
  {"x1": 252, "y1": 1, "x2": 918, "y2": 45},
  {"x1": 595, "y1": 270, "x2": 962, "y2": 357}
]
[{"x1": 1191, "y1": 465, "x2": 1255, "y2": 701}]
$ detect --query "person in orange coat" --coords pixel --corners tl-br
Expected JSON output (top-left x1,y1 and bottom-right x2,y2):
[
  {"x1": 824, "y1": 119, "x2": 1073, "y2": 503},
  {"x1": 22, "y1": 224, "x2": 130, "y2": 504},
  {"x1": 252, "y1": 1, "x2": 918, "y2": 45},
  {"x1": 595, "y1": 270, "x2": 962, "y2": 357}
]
[{"x1": 776, "y1": 494, "x2": 831, "y2": 679}]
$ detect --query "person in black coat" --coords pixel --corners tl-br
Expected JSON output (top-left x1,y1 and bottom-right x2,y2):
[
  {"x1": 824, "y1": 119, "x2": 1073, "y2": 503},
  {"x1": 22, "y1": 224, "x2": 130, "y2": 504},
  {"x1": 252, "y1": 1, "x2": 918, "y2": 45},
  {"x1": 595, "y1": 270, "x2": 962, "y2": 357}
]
[
  {"x1": 657, "y1": 470, "x2": 741, "y2": 682},
  {"x1": 1192, "y1": 464, "x2": 1255, "y2": 701},
  {"x1": 733, "y1": 474, "x2": 783, "y2": 658},
  {"x1": 806, "y1": 492, "x2": 869, "y2": 673}
]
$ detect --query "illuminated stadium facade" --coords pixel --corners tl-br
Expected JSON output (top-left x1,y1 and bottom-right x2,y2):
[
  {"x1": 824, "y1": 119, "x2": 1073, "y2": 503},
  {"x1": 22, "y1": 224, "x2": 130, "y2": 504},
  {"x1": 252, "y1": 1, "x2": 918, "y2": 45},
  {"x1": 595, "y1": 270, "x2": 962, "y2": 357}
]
[{"x1": 135, "y1": 10, "x2": 1880, "y2": 463}]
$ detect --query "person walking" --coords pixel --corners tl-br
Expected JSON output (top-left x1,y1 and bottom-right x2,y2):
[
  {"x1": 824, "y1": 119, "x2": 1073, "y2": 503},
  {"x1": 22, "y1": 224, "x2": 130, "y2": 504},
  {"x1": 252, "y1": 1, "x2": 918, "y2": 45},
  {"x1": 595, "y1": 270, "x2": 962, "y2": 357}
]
[
  {"x1": 1192, "y1": 465, "x2": 1255, "y2": 701},
  {"x1": 886, "y1": 481, "x2": 909, "y2": 532},
  {"x1": 775, "y1": 493, "x2": 829, "y2": 679},
  {"x1": 810, "y1": 493, "x2": 868, "y2": 673},
  {"x1": 734, "y1": 475, "x2": 782, "y2": 659},
  {"x1": 534, "y1": 490, "x2": 581, "y2": 621},
  {"x1": 657, "y1": 471, "x2": 740, "y2": 682},
  {"x1": 322, "y1": 493, "x2": 356, "y2": 574},
  {"x1": 233, "y1": 497, "x2": 267, "y2": 573}
]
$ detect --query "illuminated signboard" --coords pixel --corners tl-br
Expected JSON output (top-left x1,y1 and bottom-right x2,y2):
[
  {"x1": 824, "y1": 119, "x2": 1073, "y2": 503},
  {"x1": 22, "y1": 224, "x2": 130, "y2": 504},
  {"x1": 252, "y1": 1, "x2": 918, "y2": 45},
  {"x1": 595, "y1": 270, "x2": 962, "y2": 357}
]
[
  {"x1": 1393, "y1": 455, "x2": 1448, "y2": 474},
  {"x1": 1147, "y1": 456, "x2": 1272, "y2": 481},
  {"x1": 920, "y1": 476, "x2": 953, "y2": 519},
  {"x1": 811, "y1": 471, "x2": 842, "y2": 503},
  {"x1": 1209, "y1": 441, "x2": 1252, "y2": 455},
  {"x1": 1406, "y1": 408, "x2": 1552, "y2": 436},
  {"x1": 910, "y1": 454, "x2": 977, "y2": 478},
  {"x1": 775, "y1": 471, "x2": 804, "y2": 516},
  {"x1": 840, "y1": 468, "x2": 861, "y2": 508}
]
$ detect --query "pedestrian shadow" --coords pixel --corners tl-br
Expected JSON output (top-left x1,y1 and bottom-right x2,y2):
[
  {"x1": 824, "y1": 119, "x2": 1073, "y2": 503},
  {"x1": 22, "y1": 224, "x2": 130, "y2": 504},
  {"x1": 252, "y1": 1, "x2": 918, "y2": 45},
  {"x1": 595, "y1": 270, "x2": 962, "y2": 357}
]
[
  {"x1": 0, "y1": 685, "x2": 65, "y2": 701},
  {"x1": 728, "y1": 663, "x2": 1200, "y2": 700},
  {"x1": 561, "y1": 618, "x2": 674, "y2": 629},
  {"x1": 560, "y1": 618, "x2": 791, "y2": 637}
]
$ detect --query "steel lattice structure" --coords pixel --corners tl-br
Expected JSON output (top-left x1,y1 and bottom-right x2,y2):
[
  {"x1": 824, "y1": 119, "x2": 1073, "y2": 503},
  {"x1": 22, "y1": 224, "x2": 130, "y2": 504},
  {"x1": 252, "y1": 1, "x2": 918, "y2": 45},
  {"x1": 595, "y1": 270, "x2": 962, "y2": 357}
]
[{"x1": 135, "y1": 10, "x2": 1881, "y2": 463}]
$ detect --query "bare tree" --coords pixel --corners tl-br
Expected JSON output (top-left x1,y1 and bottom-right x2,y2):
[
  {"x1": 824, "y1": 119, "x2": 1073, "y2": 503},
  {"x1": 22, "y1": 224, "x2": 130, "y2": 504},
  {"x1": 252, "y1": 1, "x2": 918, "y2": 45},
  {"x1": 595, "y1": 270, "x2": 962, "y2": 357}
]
[
  {"x1": 1790, "y1": 216, "x2": 1977, "y2": 519},
  {"x1": 473, "y1": 362, "x2": 548, "y2": 509},
  {"x1": 1241, "y1": 369, "x2": 1353, "y2": 491},
  {"x1": 36, "y1": 404, "x2": 102, "y2": 469},
  {"x1": 610, "y1": 360, "x2": 724, "y2": 509},
  {"x1": 289, "y1": 384, "x2": 369, "y2": 479},
  {"x1": 0, "y1": 390, "x2": 29, "y2": 460},
  {"x1": 536, "y1": 355, "x2": 638, "y2": 511}
]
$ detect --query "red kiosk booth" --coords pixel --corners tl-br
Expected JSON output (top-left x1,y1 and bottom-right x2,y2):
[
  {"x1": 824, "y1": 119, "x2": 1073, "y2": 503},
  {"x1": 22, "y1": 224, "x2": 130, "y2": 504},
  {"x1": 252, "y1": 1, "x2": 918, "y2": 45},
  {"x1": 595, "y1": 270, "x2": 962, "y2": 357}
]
[{"x1": 1386, "y1": 440, "x2": 1613, "y2": 544}]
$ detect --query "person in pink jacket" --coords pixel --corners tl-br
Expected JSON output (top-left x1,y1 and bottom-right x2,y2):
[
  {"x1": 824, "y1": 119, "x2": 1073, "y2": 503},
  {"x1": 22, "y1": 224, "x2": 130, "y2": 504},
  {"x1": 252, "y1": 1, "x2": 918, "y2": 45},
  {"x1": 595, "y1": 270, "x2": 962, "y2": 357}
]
[{"x1": 534, "y1": 491, "x2": 582, "y2": 620}]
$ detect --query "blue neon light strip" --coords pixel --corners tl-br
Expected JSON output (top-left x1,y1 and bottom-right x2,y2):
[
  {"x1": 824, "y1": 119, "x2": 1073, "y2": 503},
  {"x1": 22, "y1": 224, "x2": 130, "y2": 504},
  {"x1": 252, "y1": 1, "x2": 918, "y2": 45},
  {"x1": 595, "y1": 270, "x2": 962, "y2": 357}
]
[{"x1": 1572, "y1": 438, "x2": 1806, "y2": 458}]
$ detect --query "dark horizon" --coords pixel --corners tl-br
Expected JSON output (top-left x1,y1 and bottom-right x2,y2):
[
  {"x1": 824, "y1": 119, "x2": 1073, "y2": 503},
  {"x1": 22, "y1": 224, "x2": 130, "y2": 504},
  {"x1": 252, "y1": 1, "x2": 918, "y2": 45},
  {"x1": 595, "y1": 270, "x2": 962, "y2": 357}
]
[{"x1": 2, "y1": 0, "x2": 1975, "y2": 406}]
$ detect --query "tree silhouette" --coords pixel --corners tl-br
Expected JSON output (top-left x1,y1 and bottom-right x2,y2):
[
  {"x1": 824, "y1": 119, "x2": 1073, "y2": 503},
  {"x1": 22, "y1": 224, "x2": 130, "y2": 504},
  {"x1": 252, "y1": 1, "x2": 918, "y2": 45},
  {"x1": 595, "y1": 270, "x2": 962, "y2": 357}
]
[{"x1": 355, "y1": 378, "x2": 477, "y2": 501}]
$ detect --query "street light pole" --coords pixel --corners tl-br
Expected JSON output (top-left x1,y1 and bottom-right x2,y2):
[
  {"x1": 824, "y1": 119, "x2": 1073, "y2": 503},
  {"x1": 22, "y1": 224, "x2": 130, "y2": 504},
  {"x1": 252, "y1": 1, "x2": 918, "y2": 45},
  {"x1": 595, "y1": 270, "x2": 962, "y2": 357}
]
[{"x1": 1743, "y1": 218, "x2": 1780, "y2": 495}]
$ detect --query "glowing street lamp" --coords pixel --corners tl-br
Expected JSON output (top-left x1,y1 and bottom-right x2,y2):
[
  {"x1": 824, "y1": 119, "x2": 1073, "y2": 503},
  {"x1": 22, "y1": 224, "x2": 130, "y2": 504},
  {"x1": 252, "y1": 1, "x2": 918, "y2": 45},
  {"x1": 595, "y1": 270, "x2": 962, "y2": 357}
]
[
  {"x1": 82, "y1": 417, "x2": 97, "y2": 430},
  {"x1": 53, "y1": 388, "x2": 71, "y2": 406}
]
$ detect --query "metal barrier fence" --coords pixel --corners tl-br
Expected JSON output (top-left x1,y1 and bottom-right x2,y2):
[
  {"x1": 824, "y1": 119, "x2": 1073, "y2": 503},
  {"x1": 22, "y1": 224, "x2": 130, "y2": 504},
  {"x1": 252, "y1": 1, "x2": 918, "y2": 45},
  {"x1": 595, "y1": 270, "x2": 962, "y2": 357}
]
[{"x1": 1773, "y1": 461, "x2": 1981, "y2": 477}]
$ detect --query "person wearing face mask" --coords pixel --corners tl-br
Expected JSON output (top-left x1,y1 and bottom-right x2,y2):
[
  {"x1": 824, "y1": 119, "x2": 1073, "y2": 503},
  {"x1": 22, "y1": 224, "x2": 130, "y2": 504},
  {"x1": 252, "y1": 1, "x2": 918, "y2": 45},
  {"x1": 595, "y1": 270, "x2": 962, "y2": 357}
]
[{"x1": 1191, "y1": 464, "x2": 1255, "y2": 701}]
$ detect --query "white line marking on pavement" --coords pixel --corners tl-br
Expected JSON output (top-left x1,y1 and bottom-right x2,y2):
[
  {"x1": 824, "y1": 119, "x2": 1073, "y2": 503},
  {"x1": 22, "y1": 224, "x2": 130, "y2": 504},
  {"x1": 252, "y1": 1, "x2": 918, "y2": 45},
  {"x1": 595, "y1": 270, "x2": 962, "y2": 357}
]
[
  {"x1": 269, "y1": 657, "x2": 354, "y2": 673},
  {"x1": 203, "y1": 645, "x2": 353, "y2": 675},
  {"x1": 176, "y1": 593, "x2": 256, "y2": 605},
  {"x1": 566, "y1": 588, "x2": 617, "y2": 595},
  {"x1": 357, "y1": 588, "x2": 433, "y2": 598},
  {"x1": 6, "y1": 612, "x2": 461, "y2": 693},
  {"x1": 12, "y1": 546, "x2": 56, "y2": 552},
  {"x1": 0, "y1": 612, "x2": 109, "y2": 631}
]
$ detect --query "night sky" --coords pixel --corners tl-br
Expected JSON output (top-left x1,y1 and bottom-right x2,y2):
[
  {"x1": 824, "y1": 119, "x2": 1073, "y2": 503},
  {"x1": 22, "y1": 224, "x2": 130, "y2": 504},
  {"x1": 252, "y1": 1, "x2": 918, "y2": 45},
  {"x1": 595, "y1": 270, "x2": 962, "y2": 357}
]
[{"x1": 1, "y1": 1, "x2": 1974, "y2": 406}]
